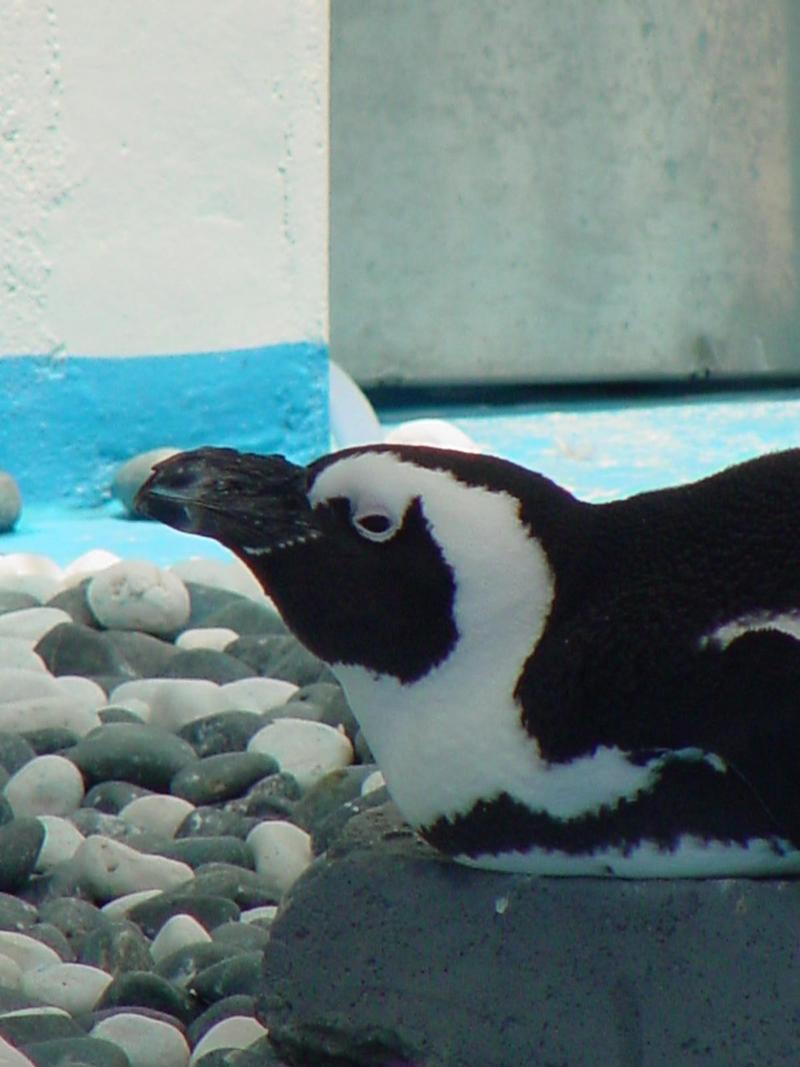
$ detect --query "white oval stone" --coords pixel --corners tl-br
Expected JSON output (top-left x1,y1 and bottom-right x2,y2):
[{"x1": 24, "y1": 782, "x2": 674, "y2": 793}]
[
  {"x1": 4, "y1": 755, "x2": 85, "y2": 817},
  {"x1": 0, "y1": 554, "x2": 63, "y2": 603},
  {"x1": 150, "y1": 913, "x2": 212, "y2": 965},
  {"x1": 35, "y1": 816, "x2": 85, "y2": 871},
  {"x1": 146, "y1": 679, "x2": 230, "y2": 732},
  {"x1": 87, "y1": 560, "x2": 190, "y2": 636},
  {"x1": 0, "y1": 932, "x2": 61, "y2": 973},
  {"x1": 0, "y1": 952, "x2": 23, "y2": 989},
  {"x1": 52, "y1": 675, "x2": 108, "y2": 710},
  {"x1": 59, "y1": 549, "x2": 121, "y2": 589},
  {"x1": 119, "y1": 795, "x2": 195, "y2": 838},
  {"x1": 247, "y1": 718, "x2": 354, "y2": 790},
  {"x1": 0, "y1": 696, "x2": 101, "y2": 737},
  {"x1": 100, "y1": 888, "x2": 165, "y2": 920},
  {"x1": 0, "y1": 607, "x2": 71, "y2": 642},
  {"x1": 175, "y1": 627, "x2": 239, "y2": 652},
  {"x1": 189, "y1": 1015, "x2": 268, "y2": 1064},
  {"x1": 0, "y1": 640, "x2": 47, "y2": 673},
  {"x1": 220, "y1": 677, "x2": 298, "y2": 714},
  {"x1": 22, "y1": 962, "x2": 112, "y2": 1014},
  {"x1": 91, "y1": 1013, "x2": 190, "y2": 1067},
  {"x1": 76, "y1": 835, "x2": 193, "y2": 901},
  {"x1": 0, "y1": 668, "x2": 61, "y2": 703},
  {"x1": 246, "y1": 819, "x2": 313, "y2": 897}
]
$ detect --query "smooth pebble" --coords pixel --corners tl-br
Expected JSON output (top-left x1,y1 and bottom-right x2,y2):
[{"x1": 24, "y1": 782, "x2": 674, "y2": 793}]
[
  {"x1": 0, "y1": 640, "x2": 46, "y2": 673},
  {"x1": 169, "y1": 557, "x2": 266, "y2": 601},
  {"x1": 0, "y1": 696, "x2": 101, "y2": 737},
  {"x1": 361, "y1": 769, "x2": 386, "y2": 795},
  {"x1": 100, "y1": 888, "x2": 165, "y2": 920},
  {"x1": 189, "y1": 1015, "x2": 269, "y2": 1064},
  {"x1": 247, "y1": 717, "x2": 354, "y2": 790},
  {"x1": 119, "y1": 794, "x2": 196, "y2": 838},
  {"x1": 4, "y1": 755, "x2": 85, "y2": 817},
  {"x1": 175, "y1": 627, "x2": 239, "y2": 652},
  {"x1": 52, "y1": 675, "x2": 108, "y2": 709},
  {"x1": 35, "y1": 816, "x2": 86, "y2": 871},
  {"x1": 0, "y1": 608, "x2": 71, "y2": 642},
  {"x1": 91, "y1": 1011, "x2": 191, "y2": 1067},
  {"x1": 88, "y1": 561, "x2": 190, "y2": 636},
  {"x1": 76, "y1": 835, "x2": 194, "y2": 900},
  {"x1": 150, "y1": 913, "x2": 213, "y2": 964},
  {"x1": 59, "y1": 548, "x2": 121, "y2": 588},
  {"x1": 0, "y1": 1034, "x2": 36, "y2": 1066},
  {"x1": 246, "y1": 819, "x2": 313, "y2": 897},
  {"x1": 220, "y1": 677, "x2": 298, "y2": 714},
  {"x1": 0, "y1": 555, "x2": 62, "y2": 602},
  {"x1": 21, "y1": 961, "x2": 113, "y2": 1014},
  {"x1": 0, "y1": 931, "x2": 62, "y2": 972}
]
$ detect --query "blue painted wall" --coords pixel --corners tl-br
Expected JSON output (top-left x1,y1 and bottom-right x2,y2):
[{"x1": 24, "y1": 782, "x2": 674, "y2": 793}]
[{"x1": 1, "y1": 343, "x2": 328, "y2": 506}]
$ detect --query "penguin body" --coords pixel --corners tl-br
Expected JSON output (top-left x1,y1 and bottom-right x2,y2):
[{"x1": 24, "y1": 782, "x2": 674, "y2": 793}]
[{"x1": 137, "y1": 444, "x2": 800, "y2": 876}]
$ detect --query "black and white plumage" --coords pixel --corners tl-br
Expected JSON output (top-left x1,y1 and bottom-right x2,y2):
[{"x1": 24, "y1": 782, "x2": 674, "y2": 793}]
[{"x1": 136, "y1": 443, "x2": 800, "y2": 877}]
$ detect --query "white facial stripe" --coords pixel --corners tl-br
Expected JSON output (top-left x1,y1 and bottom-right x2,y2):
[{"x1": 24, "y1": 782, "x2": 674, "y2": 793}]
[
  {"x1": 316, "y1": 453, "x2": 668, "y2": 829},
  {"x1": 456, "y1": 834, "x2": 800, "y2": 878},
  {"x1": 700, "y1": 611, "x2": 800, "y2": 650}
]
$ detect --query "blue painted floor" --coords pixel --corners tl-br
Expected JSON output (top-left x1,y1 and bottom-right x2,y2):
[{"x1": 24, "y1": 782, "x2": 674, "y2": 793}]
[{"x1": 6, "y1": 390, "x2": 800, "y2": 566}]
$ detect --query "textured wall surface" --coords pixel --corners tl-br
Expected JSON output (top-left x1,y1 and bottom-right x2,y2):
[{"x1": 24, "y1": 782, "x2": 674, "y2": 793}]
[
  {"x1": 1, "y1": 0, "x2": 327, "y2": 357},
  {"x1": 332, "y1": 1, "x2": 800, "y2": 385}
]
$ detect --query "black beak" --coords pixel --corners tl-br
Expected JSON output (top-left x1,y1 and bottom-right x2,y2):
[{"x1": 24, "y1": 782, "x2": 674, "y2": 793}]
[{"x1": 133, "y1": 446, "x2": 316, "y2": 552}]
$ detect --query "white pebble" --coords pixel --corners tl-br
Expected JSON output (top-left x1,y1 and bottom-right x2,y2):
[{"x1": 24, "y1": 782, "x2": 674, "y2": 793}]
[
  {"x1": 147, "y1": 679, "x2": 230, "y2": 732},
  {"x1": 76, "y1": 835, "x2": 193, "y2": 901},
  {"x1": 4, "y1": 755, "x2": 85, "y2": 817},
  {"x1": 0, "y1": 952, "x2": 23, "y2": 989},
  {"x1": 100, "y1": 888, "x2": 164, "y2": 920},
  {"x1": 0, "y1": 1035, "x2": 36, "y2": 1066},
  {"x1": 247, "y1": 717, "x2": 354, "y2": 790},
  {"x1": 169, "y1": 556, "x2": 267, "y2": 601},
  {"x1": 175, "y1": 627, "x2": 239, "y2": 652},
  {"x1": 360, "y1": 770, "x2": 386, "y2": 796},
  {"x1": 91, "y1": 1013, "x2": 190, "y2": 1067},
  {"x1": 189, "y1": 1015, "x2": 268, "y2": 1064},
  {"x1": 0, "y1": 607, "x2": 71, "y2": 642},
  {"x1": 35, "y1": 816, "x2": 85, "y2": 871},
  {"x1": 52, "y1": 675, "x2": 108, "y2": 710},
  {"x1": 88, "y1": 560, "x2": 190, "y2": 636},
  {"x1": 220, "y1": 677, "x2": 298, "y2": 714},
  {"x1": 0, "y1": 932, "x2": 61, "y2": 973},
  {"x1": 22, "y1": 962, "x2": 112, "y2": 1014},
  {"x1": 240, "y1": 905, "x2": 278, "y2": 925},
  {"x1": 246, "y1": 819, "x2": 313, "y2": 897},
  {"x1": 150, "y1": 914, "x2": 212, "y2": 965},
  {"x1": 119, "y1": 794, "x2": 195, "y2": 838},
  {"x1": 0, "y1": 696, "x2": 101, "y2": 737},
  {"x1": 59, "y1": 549, "x2": 120, "y2": 589},
  {"x1": 0, "y1": 668, "x2": 61, "y2": 703},
  {"x1": 0, "y1": 554, "x2": 63, "y2": 602},
  {"x1": 0, "y1": 639, "x2": 46, "y2": 673}
]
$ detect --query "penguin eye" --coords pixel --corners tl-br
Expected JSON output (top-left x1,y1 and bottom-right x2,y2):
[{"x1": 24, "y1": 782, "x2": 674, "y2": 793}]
[{"x1": 352, "y1": 508, "x2": 398, "y2": 543}]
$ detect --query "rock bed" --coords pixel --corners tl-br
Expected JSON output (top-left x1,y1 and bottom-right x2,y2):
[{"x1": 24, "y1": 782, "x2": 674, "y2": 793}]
[{"x1": 0, "y1": 550, "x2": 389, "y2": 1067}]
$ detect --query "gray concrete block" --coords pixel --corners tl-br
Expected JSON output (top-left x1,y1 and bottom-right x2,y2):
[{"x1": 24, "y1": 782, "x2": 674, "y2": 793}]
[{"x1": 261, "y1": 806, "x2": 800, "y2": 1066}]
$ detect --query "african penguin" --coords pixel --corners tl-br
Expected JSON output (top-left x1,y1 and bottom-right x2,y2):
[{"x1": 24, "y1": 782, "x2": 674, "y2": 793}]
[{"x1": 136, "y1": 443, "x2": 800, "y2": 877}]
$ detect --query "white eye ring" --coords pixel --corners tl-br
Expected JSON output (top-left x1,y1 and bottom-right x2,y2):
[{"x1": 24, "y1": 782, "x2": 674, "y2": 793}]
[{"x1": 352, "y1": 508, "x2": 398, "y2": 542}]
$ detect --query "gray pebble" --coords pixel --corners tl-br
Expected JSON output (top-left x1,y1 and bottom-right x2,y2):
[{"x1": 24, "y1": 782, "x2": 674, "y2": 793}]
[
  {"x1": 95, "y1": 968, "x2": 197, "y2": 1024},
  {"x1": 202, "y1": 600, "x2": 287, "y2": 637},
  {"x1": 38, "y1": 897, "x2": 106, "y2": 955},
  {"x1": 104, "y1": 629, "x2": 179, "y2": 677},
  {"x1": 0, "y1": 1012, "x2": 84, "y2": 1047},
  {"x1": 79, "y1": 919, "x2": 153, "y2": 975},
  {"x1": 19, "y1": 1035, "x2": 132, "y2": 1067},
  {"x1": 0, "y1": 892, "x2": 38, "y2": 931},
  {"x1": 0, "y1": 471, "x2": 22, "y2": 533},
  {"x1": 35, "y1": 622, "x2": 132, "y2": 679},
  {"x1": 83, "y1": 780, "x2": 153, "y2": 814},
  {"x1": 0, "y1": 591, "x2": 40, "y2": 614},
  {"x1": 210, "y1": 922, "x2": 270, "y2": 953},
  {"x1": 154, "y1": 941, "x2": 236, "y2": 990},
  {"x1": 68, "y1": 723, "x2": 198, "y2": 790},
  {"x1": 293, "y1": 765, "x2": 381, "y2": 836},
  {"x1": 191, "y1": 951, "x2": 264, "y2": 1004},
  {"x1": 0, "y1": 817, "x2": 45, "y2": 892},
  {"x1": 226, "y1": 772, "x2": 300, "y2": 820},
  {"x1": 46, "y1": 579, "x2": 98, "y2": 628},
  {"x1": 21, "y1": 726, "x2": 80, "y2": 756},
  {"x1": 0, "y1": 732, "x2": 38, "y2": 774},
  {"x1": 170, "y1": 753, "x2": 279, "y2": 806},
  {"x1": 151, "y1": 836, "x2": 255, "y2": 871},
  {"x1": 189, "y1": 865, "x2": 277, "y2": 910},
  {"x1": 176, "y1": 808, "x2": 259, "y2": 842},
  {"x1": 182, "y1": 584, "x2": 252, "y2": 630},
  {"x1": 159, "y1": 648, "x2": 255, "y2": 684},
  {"x1": 178, "y1": 711, "x2": 266, "y2": 758},
  {"x1": 187, "y1": 994, "x2": 257, "y2": 1046},
  {"x1": 225, "y1": 634, "x2": 334, "y2": 686},
  {"x1": 26, "y1": 920, "x2": 75, "y2": 962},
  {"x1": 128, "y1": 893, "x2": 241, "y2": 939}
]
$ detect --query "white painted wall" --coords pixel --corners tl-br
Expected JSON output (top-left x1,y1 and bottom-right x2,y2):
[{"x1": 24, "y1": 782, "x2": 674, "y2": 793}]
[{"x1": 1, "y1": 0, "x2": 327, "y2": 357}]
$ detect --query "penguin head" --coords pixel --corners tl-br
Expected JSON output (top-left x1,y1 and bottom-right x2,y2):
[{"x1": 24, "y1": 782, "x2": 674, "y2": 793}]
[{"x1": 137, "y1": 444, "x2": 562, "y2": 687}]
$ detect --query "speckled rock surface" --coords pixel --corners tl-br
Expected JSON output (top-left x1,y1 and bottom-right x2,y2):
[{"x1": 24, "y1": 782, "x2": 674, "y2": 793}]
[{"x1": 260, "y1": 804, "x2": 800, "y2": 1067}]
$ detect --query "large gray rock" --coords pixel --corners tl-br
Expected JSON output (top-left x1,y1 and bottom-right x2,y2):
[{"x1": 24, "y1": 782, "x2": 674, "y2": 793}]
[{"x1": 261, "y1": 805, "x2": 800, "y2": 1067}]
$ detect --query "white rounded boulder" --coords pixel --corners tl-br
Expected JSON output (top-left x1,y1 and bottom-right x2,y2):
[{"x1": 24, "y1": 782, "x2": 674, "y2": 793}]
[
  {"x1": 87, "y1": 560, "x2": 190, "y2": 635},
  {"x1": 76, "y1": 835, "x2": 193, "y2": 901},
  {"x1": 247, "y1": 717, "x2": 353, "y2": 790},
  {"x1": 4, "y1": 755, "x2": 85, "y2": 817}
]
